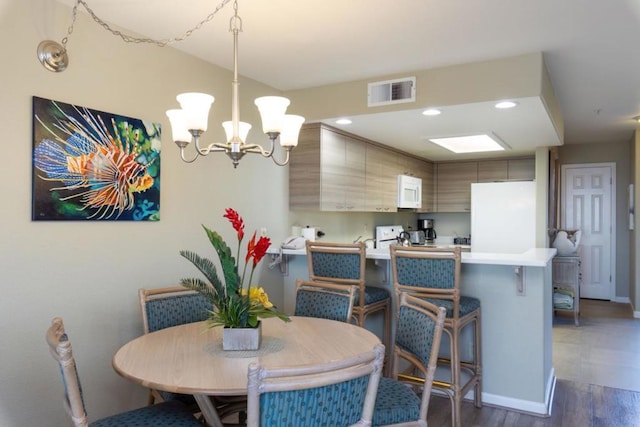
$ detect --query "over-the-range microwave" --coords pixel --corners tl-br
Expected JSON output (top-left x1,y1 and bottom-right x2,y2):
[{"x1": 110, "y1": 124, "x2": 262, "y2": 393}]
[{"x1": 397, "y1": 175, "x2": 422, "y2": 208}]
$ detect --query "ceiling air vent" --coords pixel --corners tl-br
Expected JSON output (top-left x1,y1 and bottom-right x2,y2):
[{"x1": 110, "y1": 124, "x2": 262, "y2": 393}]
[{"x1": 368, "y1": 77, "x2": 416, "y2": 107}]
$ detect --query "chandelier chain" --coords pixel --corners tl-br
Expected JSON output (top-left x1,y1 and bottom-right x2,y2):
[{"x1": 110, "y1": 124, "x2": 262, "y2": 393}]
[
  {"x1": 64, "y1": 0, "x2": 233, "y2": 48},
  {"x1": 60, "y1": 0, "x2": 79, "y2": 51}
]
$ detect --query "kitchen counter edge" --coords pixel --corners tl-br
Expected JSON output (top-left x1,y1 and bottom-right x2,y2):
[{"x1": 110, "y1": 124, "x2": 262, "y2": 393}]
[{"x1": 267, "y1": 246, "x2": 557, "y2": 267}]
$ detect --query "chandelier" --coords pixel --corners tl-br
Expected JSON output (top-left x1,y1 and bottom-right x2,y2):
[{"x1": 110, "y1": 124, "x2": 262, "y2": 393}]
[
  {"x1": 36, "y1": 0, "x2": 304, "y2": 169},
  {"x1": 165, "y1": 1, "x2": 304, "y2": 168}
]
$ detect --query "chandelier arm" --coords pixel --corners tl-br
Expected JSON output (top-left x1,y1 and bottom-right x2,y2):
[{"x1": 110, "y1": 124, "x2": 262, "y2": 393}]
[
  {"x1": 269, "y1": 149, "x2": 292, "y2": 167},
  {"x1": 178, "y1": 147, "x2": 200, "y2": 163},
  {"x1": 243, "y1": 135, "x2": 279, "y2": 158}
]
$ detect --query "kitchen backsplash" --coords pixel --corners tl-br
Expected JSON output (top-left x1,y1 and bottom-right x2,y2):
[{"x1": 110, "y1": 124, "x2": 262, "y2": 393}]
[
  {"x1": 417, "y1": 212, "x2": 471, "y2": 238},
  {"x1": 288, "y1": 211, "x2": 417, "y2": 244},
  {"x1": 287, "y1": 211, "x2": 471, "y2": 245}
]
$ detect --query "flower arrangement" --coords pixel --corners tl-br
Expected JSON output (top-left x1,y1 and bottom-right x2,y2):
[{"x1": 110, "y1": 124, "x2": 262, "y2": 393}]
[{"x1": 180, "y1": 208, "x2": 290, "y2": 328}]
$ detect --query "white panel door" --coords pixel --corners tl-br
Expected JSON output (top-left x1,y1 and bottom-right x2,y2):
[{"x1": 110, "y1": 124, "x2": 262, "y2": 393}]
[{"x1": 561, "y1": 164, "x2": 614, "y2": 300}]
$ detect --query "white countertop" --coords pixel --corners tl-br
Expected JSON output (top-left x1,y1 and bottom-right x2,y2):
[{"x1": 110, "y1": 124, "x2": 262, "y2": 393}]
[{"x1": 267, "y1": 245, "x2": 557, "y2": 267}]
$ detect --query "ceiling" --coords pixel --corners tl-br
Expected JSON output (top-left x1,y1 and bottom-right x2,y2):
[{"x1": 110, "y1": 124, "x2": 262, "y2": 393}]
[{"x1": 53, "y1": 0, "x2": 640, "y2": 161}]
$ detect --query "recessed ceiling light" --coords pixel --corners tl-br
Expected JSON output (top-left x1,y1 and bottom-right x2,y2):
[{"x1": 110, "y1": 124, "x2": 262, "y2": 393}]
[
  {"x1": 335, "y1": 118, "x2": 352, "y2": 125},
  {"x1": 422, "y1": 108, "x2": 441, "y2": 116},
  {"x1": 495, "y1": 100, "x2": 518, "y2": 109},
  {"x1": 428, "y1": 134, "x2": 506, "y2": 154},
  {"x1": 633, "y1": 116, "x2": 640, "y2": 123}
]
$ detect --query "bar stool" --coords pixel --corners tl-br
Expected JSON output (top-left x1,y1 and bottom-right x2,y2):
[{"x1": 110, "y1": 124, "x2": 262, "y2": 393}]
[
  {"x1": 306, "y1": 241, "x2": 391, "y2": 364},
  {"x1": 390, "y1": 245, "x2": 482, "y2": 427}
]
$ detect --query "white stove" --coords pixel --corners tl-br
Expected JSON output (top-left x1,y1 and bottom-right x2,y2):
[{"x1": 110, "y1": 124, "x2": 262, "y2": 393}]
[{"x1": 375, "y1": 225, "x2": 404, "y2": 249}]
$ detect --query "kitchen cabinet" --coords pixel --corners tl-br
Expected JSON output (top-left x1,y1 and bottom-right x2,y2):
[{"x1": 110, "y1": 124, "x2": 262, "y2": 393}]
[
  {"x1": 477, "y1": 160, "x2": 508, "y2": 182},
  {"x1": 435, "y1": 161, "x2": 478, "y2": 212},
  {"x1": 477, "y1": 158, "x2": 535, "y2": 182},
  {"x1": 289, "y1": 124, "x2": 365, "y2": 211},
  {"x1": 507, "y1": 158, "x2": 535, "y2": 180},
  {"x1": 365, "y1": 144, "x2": 398, "y2": 212},
  {"x1": 417, "y1": 161, "x2": 435, "y2": 212}
]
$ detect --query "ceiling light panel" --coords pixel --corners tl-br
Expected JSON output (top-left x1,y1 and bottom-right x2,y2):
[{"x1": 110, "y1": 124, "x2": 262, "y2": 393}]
[{"x1": 428, "y1": 134, "x2": 506, "y2": 153}]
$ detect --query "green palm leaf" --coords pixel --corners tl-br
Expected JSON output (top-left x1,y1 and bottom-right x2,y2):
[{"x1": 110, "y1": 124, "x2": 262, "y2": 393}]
[{"x1": 202, "y1": 225, "x2": 240, "y2": 293}]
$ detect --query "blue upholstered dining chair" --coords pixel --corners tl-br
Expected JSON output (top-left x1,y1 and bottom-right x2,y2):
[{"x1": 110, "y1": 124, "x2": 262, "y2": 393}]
[
  {"x1": 389, "y1": 246, "x2": 482, "y2": 427},
  {"x1": 45, "y1": 317, "x2": 202, "y2": 427},
  {"x1": 306, "y1": 241, "x2": 391, "y2": 354},
  {"x1": 139, "y1": 286, "x2": 212, "y2": 335},
  {"x1": 139, "y1": 286, "x2": 212, "y2": 405},
  {"x1": 294, "y1": 279, "x2": 356, "y2": 322},
  {"x1": 372, "y1": 293, "x2": 446, "y2": 427},
  {"x1": 246, "y1": 343, "x2": 385, "y2": 427},
  {"x1": 139, "y1": 286, "x2": 247, "y2": 423}
]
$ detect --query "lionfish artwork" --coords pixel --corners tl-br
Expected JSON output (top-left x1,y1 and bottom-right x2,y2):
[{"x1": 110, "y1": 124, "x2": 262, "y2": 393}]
[{"x1": 31, "y1": 96, "x2": 161, "y2": 221}]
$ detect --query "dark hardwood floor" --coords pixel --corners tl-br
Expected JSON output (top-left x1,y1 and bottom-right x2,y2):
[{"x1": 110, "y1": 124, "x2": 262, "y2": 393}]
[
  {"x1": 425, "y1": 379, "x2": 640, "y2": 426},
  {"x1": 423, "y1": 299, "x2": 640, "y2": 426}
]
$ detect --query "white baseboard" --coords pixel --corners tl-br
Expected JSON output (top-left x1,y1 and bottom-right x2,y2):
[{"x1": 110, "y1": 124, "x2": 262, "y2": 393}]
[
  {"x1": 436, "y1": 369, "x2": 556, "y2": 416},
  {"x1": 613, "y1": 296, "x2": 631, "y2": 304}
]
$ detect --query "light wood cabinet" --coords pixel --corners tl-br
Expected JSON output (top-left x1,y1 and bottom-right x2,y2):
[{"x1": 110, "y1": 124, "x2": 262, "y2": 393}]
[
  {"x1": 435, "y1": 162, "x2": 478, "y2": 212},
  {"x1": 320, "y1": 128, "x2": 366, "y2": 211},
  {"x1": 417, "y1": 161, "x2": 435, "y2": 213},
  {"x1": 507, "y1": 158, "x2": 535, "y2": 180},
  {"x1": 477, "y1": 158, "x2": 535, "y2": 182},
  {"x1": 289, "y1": 124, "x2": 365, "y2": 211},
  {"x1": 365, "y1": 145, "x2": 398, "y2": 212},
  {"x1": 289, "y1": 124, "x2": 529, "y2": 213},
  {"x1": 478, "y1": 160, "x2": 508, "y2": 182}
]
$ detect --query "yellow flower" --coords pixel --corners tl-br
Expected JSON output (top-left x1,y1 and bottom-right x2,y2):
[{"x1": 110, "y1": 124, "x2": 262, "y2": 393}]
[{"x1": 242, "y1": 286, "x2": 273, "y2": 308}]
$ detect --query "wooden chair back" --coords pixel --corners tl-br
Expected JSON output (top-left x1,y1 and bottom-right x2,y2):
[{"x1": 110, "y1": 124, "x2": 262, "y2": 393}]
[
  {"x1": 393, "y1": 293, "x2": 447, "y2": 422},
  {"x1": 247, "y1": 344, "x2": 385, "y2": 427},
  {"x1": 305, "y1": 241, "x2": 366, "y2": 311},
  {"x1": 390, "y1": 245, "x2": 462, "y2": 319},
  {"x1": 294, "y1": 279, "x2": 356, "y2": 322},
  {"x1": 46, "y1": 317, "x2": 89, "y2": 427},
  {"x1": 139, "y1": 286, "x2": 212, "y2": 334}
]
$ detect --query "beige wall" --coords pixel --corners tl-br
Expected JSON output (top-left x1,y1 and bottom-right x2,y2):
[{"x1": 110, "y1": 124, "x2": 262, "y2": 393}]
[
  {"x1": 557, "y1": 141, "x2": 632, "y2": 300},
  {"x1": 0, "y1": 1, "x2": 293, "y2": 425}
]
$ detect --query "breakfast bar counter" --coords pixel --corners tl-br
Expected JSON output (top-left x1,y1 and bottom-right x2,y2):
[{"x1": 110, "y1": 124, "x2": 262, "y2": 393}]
[{"x1": 266, "y1": 245, "x2": 557, "y2": 416}]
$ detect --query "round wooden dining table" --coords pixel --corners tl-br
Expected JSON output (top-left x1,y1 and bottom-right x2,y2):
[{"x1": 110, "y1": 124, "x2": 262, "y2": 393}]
[{"x1": 113, "y1": 316, "x2": 382, "y2": 427}]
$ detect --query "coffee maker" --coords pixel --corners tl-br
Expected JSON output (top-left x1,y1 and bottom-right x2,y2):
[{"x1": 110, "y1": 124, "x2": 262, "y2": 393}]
[{"x1": 418, "y1": 219, "x2": 437, "y2": 242}]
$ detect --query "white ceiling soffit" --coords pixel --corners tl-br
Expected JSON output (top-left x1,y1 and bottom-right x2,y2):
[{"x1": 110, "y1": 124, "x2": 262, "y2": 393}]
[{"x1": 324, "y1": 97, "x2": 560, "y2": 162}]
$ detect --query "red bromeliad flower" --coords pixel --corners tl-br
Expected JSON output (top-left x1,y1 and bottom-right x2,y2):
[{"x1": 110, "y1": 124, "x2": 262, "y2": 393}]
[
  {"x1": 223, "y1": 208, "x2": 244, "y2": 241},
  {"x1": 245, "y1": 231, "x2": 257, "y2": 264},
  {"x1": 244, "y1": 232, "x2": 271, "y2": 268},
  {"x1": 252, "y1": 236, "x2": 271, "y2": 268}
]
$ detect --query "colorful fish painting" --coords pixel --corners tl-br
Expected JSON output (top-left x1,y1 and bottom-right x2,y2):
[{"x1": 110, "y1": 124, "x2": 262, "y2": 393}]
[{"x1": 32, "y1": 97, "x2": 160, "y2": 221}]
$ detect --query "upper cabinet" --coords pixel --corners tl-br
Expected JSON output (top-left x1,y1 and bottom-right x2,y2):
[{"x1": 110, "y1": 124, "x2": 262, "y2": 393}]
[
  {"x1": 435, "y1": 162, "x2": 478, "y2": 212},
  {"x1": 507, "y1": 158, "x2": 535, "y2": 181},
  {"x1": 290, "y1": 124, "x2": 365, "y2": 211},
  {"x1": 437, "y1": 157, "x2": 535, "y2": 212},
  {"x1": 477, "y1": 158, "x2": 535, "y2": 182},
  {"x1": 365, "y1": 144, "x2": 398, "y2": 212},
  {"x1": 477, "y1": 160, "x2": 508, "y2": 182},
  {"x1": 289, "y1": 123, "x2": 531, "y2": 213}
]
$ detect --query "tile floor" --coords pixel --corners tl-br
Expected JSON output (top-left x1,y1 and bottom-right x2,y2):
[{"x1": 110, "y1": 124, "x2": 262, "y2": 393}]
[{"x1": 553, "y1": 298, "x2": 640, "y2": 392}]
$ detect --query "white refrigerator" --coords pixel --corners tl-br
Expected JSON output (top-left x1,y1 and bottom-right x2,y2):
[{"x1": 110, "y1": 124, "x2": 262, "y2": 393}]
[{"x1": 470, "y1": 181, "x2": 536, "y2": 253}]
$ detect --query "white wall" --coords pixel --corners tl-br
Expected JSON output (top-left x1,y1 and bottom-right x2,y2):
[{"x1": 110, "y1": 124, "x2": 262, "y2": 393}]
[{"x1": 0, "y1": 1, "x2": 291, "y2": 425}]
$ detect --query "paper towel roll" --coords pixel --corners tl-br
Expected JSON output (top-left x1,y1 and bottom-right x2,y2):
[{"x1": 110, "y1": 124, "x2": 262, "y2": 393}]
[{"x1": 302, "y1": 227, "x2": 316, "y2": 241}]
